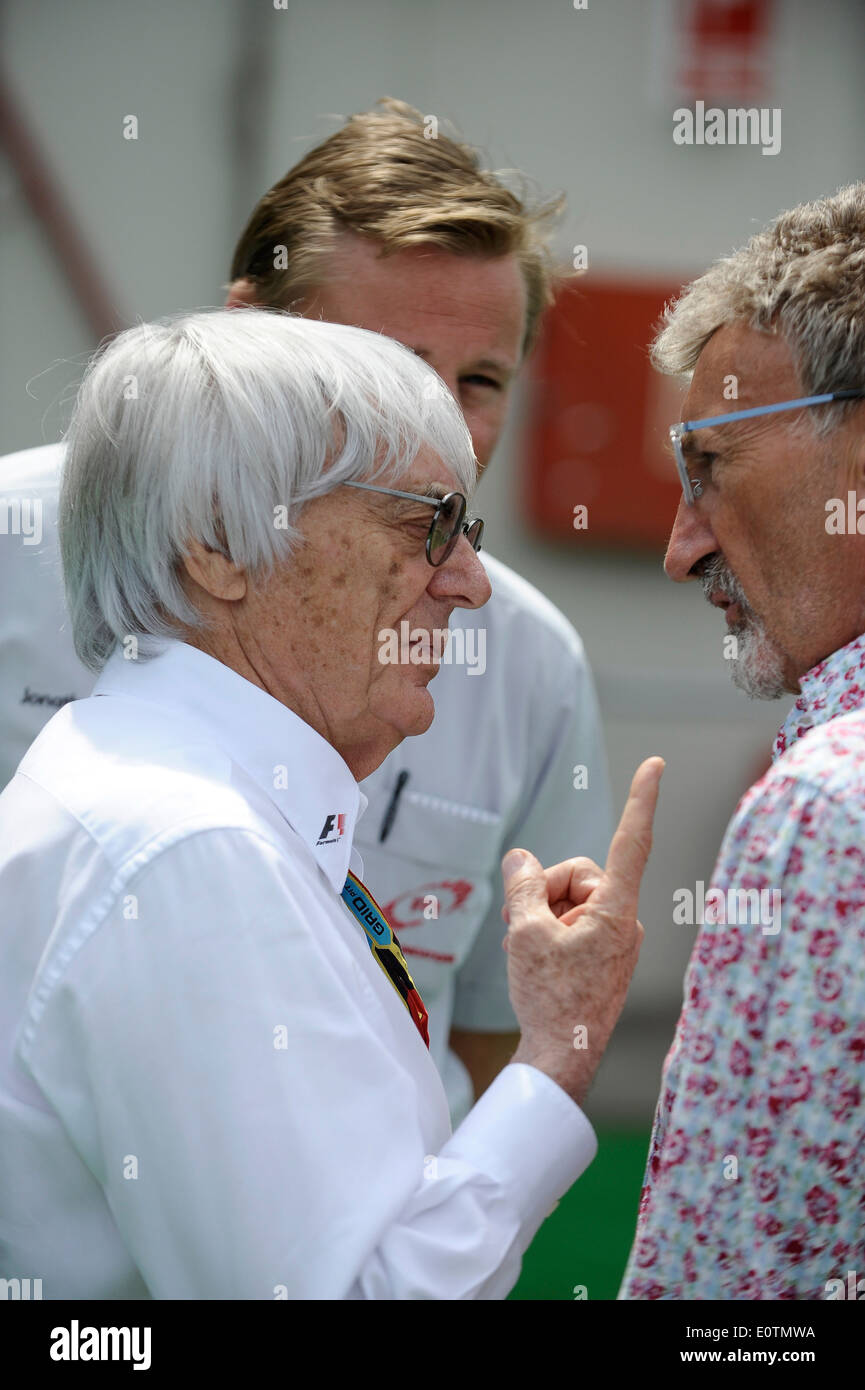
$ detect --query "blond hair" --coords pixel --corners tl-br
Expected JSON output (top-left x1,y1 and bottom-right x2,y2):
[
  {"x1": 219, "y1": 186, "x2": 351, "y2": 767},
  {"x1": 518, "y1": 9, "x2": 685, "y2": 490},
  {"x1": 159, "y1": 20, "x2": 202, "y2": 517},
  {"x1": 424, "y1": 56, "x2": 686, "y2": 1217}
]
[
  {"x1": 653, "y1": 183, "x2": 865, "y2": 435},
  {"x1": 229, "y1": 98, "x2": 563, "y2": 355}
]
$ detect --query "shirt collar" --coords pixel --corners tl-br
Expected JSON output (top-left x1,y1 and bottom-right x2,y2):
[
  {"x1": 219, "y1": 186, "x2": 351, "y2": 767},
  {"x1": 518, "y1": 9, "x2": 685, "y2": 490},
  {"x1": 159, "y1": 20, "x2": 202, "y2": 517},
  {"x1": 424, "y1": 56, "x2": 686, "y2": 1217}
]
[
  {"x1": 773, "y1": 631, "x2": 865, "y2": 760},
  {"x1": 92, "y1": 639, "x2": 366, "y2": 893}
]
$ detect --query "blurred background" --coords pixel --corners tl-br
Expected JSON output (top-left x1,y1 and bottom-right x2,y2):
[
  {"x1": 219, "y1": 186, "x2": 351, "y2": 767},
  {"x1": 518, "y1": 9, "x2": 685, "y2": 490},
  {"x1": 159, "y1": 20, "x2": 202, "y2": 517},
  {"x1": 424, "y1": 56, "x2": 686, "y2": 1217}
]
[{"x1": 2, "y1": 0, "x2": 864, "y2": 1298}]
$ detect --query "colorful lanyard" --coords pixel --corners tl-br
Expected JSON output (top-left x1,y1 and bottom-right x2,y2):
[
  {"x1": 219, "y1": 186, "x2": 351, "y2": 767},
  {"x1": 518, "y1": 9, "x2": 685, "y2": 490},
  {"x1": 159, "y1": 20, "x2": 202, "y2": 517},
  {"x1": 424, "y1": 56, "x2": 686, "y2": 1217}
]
[{"x1": 341, "y1": 870, "x2": 430, "y2": 1047}]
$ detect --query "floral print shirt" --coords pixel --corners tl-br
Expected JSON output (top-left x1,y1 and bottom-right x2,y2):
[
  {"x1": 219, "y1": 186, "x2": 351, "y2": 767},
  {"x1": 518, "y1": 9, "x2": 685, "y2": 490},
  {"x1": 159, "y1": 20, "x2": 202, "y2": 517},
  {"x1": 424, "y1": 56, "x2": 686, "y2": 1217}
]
[{"x1": 620, "y1": 633, "x2": 865, "y2": 1300}]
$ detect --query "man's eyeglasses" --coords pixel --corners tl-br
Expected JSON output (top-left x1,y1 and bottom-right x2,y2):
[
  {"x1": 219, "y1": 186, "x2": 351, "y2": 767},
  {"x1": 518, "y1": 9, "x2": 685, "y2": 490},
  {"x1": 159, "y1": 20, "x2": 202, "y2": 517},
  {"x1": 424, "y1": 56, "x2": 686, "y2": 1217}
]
[
  {"x1": 670, "y1": 390, "x2": 865, "y2": 505},
  {"x1": 345, "y1": 481, "x2": 484, "y2": 567}
]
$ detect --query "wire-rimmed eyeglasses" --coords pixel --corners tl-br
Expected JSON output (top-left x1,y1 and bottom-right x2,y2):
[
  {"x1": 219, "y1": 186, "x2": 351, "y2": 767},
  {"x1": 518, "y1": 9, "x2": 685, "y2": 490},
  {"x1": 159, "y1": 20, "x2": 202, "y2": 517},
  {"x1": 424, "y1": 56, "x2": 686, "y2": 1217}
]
[
  {"x1": 670, "y1": 390, "x2": 865, "y2": 505},
  {"x1": 345, "y1": 482, "x2": 484, "y2": 567}
]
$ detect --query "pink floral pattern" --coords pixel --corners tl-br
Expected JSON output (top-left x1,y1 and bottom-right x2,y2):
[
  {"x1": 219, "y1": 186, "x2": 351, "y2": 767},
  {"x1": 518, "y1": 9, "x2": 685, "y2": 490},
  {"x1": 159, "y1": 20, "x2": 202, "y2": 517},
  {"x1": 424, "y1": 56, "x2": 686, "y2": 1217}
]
[{"x1": 620, "y1": 634, "x2": 865, "y2": 1300}]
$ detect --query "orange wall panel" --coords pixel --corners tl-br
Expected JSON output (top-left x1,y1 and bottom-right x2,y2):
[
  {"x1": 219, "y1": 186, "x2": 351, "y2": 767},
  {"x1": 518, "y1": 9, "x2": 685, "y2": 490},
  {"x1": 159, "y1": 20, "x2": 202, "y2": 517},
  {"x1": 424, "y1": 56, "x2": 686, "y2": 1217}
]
[{"x1": 524, "y1": 278, "x2": 689, "y2": 549}]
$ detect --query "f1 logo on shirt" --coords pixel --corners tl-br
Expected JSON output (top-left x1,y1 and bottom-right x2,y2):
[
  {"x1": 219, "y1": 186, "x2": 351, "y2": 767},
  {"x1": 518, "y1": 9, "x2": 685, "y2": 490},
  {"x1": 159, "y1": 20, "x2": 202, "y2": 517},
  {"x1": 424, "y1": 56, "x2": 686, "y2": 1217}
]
[{"x1": 317, "y1": 813, "x2": 346, "y2": 845}]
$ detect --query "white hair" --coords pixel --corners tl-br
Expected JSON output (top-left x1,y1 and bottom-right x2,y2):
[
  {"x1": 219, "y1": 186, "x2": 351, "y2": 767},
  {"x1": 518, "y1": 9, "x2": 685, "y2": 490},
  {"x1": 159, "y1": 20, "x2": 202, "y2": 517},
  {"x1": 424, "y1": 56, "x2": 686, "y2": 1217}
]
[{"x1": 60, "y1": 308, "x2": 477, "y2": 671}]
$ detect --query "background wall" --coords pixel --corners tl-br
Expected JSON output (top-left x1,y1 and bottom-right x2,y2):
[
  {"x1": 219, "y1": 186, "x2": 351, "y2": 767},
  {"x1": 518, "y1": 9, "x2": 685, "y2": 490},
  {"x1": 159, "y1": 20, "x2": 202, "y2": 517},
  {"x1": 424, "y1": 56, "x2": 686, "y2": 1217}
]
[{"x1": 2, "y1": 0, "x2": 863, "y2": 1140}]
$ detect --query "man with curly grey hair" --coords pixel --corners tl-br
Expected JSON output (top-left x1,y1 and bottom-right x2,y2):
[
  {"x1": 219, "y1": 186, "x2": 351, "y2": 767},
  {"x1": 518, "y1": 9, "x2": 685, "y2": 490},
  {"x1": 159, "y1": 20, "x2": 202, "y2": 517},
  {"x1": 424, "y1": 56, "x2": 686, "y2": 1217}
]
[{"x1": 620, "y1": 184, "x2": 865, "y2": 1301}]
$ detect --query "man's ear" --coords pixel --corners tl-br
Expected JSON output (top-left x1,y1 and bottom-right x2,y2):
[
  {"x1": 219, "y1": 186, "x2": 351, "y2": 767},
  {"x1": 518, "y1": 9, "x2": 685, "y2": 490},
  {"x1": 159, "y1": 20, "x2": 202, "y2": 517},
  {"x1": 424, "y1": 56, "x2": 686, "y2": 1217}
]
[
  {"x1": 182, "y1": 540, "x2": 248, "y2": 601},
  {"x1": 225, "y1": 277, "x2": 264, "y2": 308}
]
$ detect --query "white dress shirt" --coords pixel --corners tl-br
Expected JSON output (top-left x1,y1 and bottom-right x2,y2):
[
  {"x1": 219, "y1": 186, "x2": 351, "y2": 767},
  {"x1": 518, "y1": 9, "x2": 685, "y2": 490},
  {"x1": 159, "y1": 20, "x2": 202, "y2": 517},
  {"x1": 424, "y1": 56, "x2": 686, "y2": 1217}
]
[
  {"x1": 0, "y1": 640, "x2": 596, "y2": 1299},
  {"x1": 0, "y1": 443, "x2": 613, "y2": 1127}
]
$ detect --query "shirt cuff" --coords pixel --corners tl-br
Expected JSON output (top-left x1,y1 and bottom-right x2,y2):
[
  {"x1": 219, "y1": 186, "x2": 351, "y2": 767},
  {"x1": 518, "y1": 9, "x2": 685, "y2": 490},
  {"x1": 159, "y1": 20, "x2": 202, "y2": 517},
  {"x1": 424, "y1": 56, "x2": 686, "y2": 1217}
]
[{"x1": 440, "y1": 1062, "x2": 597, "y2": 1233}]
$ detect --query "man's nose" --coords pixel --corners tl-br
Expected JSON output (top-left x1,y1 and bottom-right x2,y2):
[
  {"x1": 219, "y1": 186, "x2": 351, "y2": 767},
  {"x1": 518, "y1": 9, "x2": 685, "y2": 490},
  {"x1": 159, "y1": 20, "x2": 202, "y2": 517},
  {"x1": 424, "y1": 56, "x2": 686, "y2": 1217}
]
[
  {"x1": 664, "y1": 496, "x2": 717, "y2": 582},
  {"x1": 429, "y1": 535, "x2": 492, "y2": 610}
]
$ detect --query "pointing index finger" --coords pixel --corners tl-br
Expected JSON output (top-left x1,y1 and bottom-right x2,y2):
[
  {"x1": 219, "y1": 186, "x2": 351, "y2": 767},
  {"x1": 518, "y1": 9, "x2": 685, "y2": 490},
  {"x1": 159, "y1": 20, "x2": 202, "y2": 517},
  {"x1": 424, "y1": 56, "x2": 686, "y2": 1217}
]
[{"x1": 598, "y1": 757, "x2": 665, "y2": 916}]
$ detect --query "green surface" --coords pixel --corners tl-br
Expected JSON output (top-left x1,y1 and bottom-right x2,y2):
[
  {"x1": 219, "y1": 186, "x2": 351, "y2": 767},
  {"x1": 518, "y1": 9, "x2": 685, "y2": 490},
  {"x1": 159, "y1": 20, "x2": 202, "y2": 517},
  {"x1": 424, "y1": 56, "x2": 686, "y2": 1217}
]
[{"x1": 509, "y1": 1129, "x2": 651, "y2": 1301}]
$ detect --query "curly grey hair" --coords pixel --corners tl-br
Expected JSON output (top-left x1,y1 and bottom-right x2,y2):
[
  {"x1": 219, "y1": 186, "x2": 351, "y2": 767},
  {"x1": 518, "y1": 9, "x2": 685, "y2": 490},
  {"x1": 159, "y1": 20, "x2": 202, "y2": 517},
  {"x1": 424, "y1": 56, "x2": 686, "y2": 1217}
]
[{"x1": 653, "y1": 183, "x2": 865, "y2": 437}]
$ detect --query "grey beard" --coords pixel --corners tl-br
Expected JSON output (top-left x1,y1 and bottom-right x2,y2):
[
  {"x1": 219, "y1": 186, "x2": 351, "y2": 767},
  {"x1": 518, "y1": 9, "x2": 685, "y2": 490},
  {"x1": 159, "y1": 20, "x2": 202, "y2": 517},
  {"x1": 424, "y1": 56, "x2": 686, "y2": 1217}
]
[{"x1": 700, "y1": 555, "x2": 787, "y2": 700}]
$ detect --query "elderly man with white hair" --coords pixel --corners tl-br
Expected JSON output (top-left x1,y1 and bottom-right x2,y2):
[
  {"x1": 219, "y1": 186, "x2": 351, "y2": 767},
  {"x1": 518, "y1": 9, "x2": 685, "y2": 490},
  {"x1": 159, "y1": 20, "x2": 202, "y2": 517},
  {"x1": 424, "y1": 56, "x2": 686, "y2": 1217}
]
[
  {"x1": 0, "y1": 308, "x2": 662, "y2": 1300},
  {"x1": 0, "y1": 100, "x2": 614, "y2": 1133}
]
